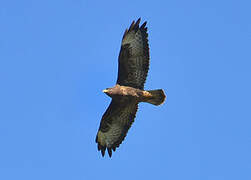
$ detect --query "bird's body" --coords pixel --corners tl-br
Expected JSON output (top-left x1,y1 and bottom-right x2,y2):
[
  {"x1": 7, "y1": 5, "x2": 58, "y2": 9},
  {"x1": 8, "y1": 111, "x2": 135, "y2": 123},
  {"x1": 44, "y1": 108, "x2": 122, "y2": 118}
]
[
  {"x1": 103, "y1": 84, "x2": 165, "y2": 105},
  {"x1": 96, "y1": 18, "x2": 166, "y2": 157}
]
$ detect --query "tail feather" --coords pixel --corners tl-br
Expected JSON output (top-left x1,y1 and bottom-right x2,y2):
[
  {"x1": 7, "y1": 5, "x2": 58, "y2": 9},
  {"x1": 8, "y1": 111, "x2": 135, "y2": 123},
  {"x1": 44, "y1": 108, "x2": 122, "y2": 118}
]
[{"x1": 145, "y1": 89, "x2": 166, "y2": 106}]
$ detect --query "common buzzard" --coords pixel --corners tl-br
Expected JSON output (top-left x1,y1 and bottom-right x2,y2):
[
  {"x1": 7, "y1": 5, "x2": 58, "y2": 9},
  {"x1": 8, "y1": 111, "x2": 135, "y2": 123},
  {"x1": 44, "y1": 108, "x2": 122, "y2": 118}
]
[{"x1": 96, "y1": 18, "x2": 166, "y2": 157}]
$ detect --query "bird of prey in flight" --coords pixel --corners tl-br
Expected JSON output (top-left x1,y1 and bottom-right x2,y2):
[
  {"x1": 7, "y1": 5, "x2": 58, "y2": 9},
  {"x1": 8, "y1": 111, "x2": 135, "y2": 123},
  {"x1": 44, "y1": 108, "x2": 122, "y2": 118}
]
[{"x1": 96, "y1": 18, "x2": 166, "y2": 157}]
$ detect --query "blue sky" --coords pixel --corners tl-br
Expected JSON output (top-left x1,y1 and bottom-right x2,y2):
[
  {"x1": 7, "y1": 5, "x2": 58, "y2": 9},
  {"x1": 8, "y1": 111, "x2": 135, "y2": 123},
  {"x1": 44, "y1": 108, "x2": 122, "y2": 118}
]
[{"x1": 0, "y1": 0, "x2": 250, "y2": 179}]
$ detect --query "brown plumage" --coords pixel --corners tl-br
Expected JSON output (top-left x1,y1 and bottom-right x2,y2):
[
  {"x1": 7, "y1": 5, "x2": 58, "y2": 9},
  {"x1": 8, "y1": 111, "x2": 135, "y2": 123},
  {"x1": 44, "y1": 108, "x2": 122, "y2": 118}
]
[{"x1": 96, "y1": 18, "x2": 166, "y2": 157}]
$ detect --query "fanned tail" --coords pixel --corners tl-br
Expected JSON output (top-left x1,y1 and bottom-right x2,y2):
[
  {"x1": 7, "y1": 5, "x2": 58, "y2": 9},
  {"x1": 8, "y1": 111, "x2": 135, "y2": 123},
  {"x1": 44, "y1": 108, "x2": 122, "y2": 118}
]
[{"x1": 145, "y1": 89, "x2": 166, "y2": 106}]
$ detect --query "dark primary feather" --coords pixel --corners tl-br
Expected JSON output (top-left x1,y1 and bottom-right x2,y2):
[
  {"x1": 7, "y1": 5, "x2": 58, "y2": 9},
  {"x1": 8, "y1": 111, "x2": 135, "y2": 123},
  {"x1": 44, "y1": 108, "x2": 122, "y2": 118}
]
[{"x1": 117, "y1": 18, "x2": 149, "y2": 90}]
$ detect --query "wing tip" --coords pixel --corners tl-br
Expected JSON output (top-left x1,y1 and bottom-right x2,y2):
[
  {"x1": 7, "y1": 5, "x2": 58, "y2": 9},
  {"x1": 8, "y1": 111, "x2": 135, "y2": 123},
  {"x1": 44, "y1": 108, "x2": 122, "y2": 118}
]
[
  {"x1": 129, "y1": 18, "x2": 142, "y2": 31},
  {"x1": 96, "y1": 135, "x2": 121, "y2": 157},
  {"x1": 107, "y1": 148, "x2": 112, "y2": 157},
  {"x1": 101, "y1": 148, "x2": 106, "y2": 157},
  {"x1": 128, "y1": 20, "x2": 135, "y2": 31},
  {"x1": 97, "y1": 143, "x2": 114, "y2": 158},
  {"x1": 135, "y1": 18, "x2": 141, "y2": 28},
  {"x1": 140, "y1": 21, "x2": 147, "y2": 29},
  {"x1": 123, "y1": 18, "x2": 148, "y2": 39},
  {"x1": 96, "y1": 134, "x2": 114, "y2": 158}
]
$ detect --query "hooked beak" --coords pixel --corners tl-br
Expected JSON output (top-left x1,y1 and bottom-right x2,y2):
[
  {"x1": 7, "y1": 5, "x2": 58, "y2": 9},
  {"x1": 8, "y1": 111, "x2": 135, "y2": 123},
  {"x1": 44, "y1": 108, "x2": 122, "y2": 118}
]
[{"x1": 102, "y1": 89, "x2": 108, "y2": 93}]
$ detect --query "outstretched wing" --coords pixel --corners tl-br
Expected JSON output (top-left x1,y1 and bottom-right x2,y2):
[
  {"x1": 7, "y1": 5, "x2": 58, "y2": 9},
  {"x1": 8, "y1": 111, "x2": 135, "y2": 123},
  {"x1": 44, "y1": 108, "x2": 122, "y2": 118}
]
[
  {"x1": 96, "y1": 100, "x2": 138, "y2": 157},
  {"x1": 116, "y1": 18, "x2": 149, "y2": 90}
]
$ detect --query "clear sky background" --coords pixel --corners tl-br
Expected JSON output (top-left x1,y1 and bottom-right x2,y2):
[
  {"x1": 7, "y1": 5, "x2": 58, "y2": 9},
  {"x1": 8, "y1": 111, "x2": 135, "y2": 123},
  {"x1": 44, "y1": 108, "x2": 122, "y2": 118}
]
[{"x1": 0, "y1": 0, "x2": 250, "y2": 179}]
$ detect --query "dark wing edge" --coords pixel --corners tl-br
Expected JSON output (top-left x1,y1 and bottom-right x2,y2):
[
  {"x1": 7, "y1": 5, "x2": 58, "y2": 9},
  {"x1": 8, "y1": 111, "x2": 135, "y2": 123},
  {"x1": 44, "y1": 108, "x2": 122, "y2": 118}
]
[
  {"x1": 116, "y1": 18, "x2": 150, "y2": 89},
  {"x1": 95, "y1": 100, "x2": 138, "y2": 157}
]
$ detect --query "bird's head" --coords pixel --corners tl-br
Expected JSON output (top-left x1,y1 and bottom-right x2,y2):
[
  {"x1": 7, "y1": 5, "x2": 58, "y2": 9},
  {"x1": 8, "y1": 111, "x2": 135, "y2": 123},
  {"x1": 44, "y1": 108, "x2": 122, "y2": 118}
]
[
  {"x1": 103, "y1": 88, "x2": 110, "y2": 93},
  {"x1": 102, "y1": 88, "x2": 113, "y2": 97},
  {"x1": 102, "y1": 85, "x2": 121, "y2": 98}
]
